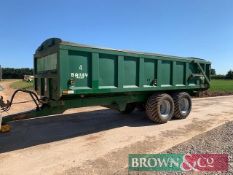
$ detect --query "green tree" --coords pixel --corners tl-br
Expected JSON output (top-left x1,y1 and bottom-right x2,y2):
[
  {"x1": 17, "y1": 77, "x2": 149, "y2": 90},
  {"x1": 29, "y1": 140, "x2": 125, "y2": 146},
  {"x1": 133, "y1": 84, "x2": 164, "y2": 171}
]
[
  {"x1": 210, "y1": 69, "x2": 216, "y2": 75},
  {"x1": 2, "y1": 68, "x2": 33, "y2": 79},
  {"x1": 226, "y1": 70, "x2": 233, "y2": 79}
]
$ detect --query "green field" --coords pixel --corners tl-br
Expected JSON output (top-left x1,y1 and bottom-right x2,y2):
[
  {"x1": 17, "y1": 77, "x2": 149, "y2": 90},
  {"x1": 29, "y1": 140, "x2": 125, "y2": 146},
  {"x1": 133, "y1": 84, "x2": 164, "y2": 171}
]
[
  {"x1": 209, "y1": 79, "x2": 233, "y2": 93},
  {"x1": 10, "y1": 80, "x2": 34, "y2": 90}
]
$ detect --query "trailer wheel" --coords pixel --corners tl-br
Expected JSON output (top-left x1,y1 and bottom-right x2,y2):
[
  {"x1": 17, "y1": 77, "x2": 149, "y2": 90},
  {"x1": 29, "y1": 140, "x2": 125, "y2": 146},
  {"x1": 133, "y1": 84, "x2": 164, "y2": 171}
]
[
  {"x1": 172, "y1": 92, "x2": 192, "y2": 119},
  {"x1": 145, "y1": 93, "x2": 174, "y2": 124},
  {"x1": 121, "y1": 103, "x2": 135, "y2": 114}
]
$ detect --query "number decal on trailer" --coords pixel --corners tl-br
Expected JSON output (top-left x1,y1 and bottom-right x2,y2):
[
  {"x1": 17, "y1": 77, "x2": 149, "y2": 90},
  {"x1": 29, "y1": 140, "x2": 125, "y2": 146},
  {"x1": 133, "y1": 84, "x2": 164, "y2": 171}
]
[
  {"x1": 71, "y1": 73, "x2": 88, "y2": 79},
  {"x1": 70, "y1": 65, "x2": 88, "y2": 79},
  {"x1": 79, "y1": 65, "x2": 83, "y2": 70}
]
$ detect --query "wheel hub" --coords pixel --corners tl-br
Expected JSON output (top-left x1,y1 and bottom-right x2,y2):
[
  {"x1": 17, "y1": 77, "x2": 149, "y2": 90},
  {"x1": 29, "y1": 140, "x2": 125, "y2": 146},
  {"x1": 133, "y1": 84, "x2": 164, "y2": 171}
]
[
  {"x1": 180, "y1": 98, "x2": 190, "y2": 115},
  {"x1": 160, "y1": 100, "x2": 171, "y2": 118}
]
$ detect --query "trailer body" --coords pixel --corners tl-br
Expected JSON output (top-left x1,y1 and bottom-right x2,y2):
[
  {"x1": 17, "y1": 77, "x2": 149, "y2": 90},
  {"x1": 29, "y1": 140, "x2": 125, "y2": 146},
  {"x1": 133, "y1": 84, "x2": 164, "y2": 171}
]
[
  {"x1": 0, "y1": 38, "x2": 211, "y2": 132},
  {"x1": 34, "y1": 38, "x2": 210, "y2": 106}
]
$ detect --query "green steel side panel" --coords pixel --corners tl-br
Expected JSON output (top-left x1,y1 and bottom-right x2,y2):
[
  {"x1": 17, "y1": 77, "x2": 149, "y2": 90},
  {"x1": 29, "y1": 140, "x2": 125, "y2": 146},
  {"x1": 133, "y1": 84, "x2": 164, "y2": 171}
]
[
  {"x1": 99, "y1": 53, "x2": 117, "y2": 88},
  {"x1": 37, "y1": 53, "x2": 57, "y2": 72},
  {"x1": 144, "y1": 58, "x2": 157, "y2": 86},
  {"x1": 124, "y1": 57, "x2": 139, "y2": 87},
  {"x1": 160, "y1": 60, "x2": 172, "y2": 86},
  {"x1": 67, "y1": 50, "x2": 91, "y2": 89},
  {"x1": 175, "y1": 62, "x2": 185, "y2": 85}
]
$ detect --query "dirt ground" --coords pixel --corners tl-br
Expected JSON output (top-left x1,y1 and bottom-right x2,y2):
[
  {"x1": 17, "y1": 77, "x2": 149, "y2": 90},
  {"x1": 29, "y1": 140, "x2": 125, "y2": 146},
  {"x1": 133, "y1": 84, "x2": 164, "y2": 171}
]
[
  {"x1": 0, "y1": 80, "x2": 233, "y2": 175},
  {"x1": 0, "y1": 80, "x2": 35, "y2": 115}
]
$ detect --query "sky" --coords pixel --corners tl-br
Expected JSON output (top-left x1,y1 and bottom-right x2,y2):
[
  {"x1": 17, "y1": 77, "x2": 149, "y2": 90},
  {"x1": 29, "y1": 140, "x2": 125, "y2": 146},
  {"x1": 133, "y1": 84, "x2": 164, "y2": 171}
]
[{"x1": 0, "y1": 0, "x2": 233, "y2": 74}]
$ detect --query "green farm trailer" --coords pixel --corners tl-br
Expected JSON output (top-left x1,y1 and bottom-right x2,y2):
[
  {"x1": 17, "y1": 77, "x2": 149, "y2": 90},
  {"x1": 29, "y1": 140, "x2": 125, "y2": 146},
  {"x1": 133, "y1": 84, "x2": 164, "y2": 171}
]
[{"x1": 0, "y1": 38, "x2": 211, "y2": 132}]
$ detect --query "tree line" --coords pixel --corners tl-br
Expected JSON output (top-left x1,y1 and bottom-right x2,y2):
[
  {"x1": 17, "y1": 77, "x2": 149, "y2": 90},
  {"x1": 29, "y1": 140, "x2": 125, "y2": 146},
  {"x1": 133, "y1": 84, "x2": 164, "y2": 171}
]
[
  {"x1": 1, "y1": 68, "x2": 33, "y2": 79},
  {"x1": 211, "y1": 69, "x2": 233, "y2": 80}
]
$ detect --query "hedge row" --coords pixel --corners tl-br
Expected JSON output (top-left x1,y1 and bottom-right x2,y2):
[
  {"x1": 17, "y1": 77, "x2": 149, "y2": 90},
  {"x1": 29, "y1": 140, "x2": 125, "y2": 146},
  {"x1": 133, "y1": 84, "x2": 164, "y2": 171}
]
[{"x1": 2, "y1": 68, "x2": 33, "y2": 79}]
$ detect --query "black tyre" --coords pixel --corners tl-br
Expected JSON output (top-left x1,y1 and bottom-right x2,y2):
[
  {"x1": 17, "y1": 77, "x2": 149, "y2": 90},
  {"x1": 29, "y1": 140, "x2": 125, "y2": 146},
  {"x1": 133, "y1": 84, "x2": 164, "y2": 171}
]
[
  {"x1": 172, "y1": 92, "x2": 192, "y2": 119},
  {"x1": 145, "y1": 93, "x2": 174, "y2": 124},
  {"x1": 121, "y1": 103, "x2": 135, "y2": 114}
]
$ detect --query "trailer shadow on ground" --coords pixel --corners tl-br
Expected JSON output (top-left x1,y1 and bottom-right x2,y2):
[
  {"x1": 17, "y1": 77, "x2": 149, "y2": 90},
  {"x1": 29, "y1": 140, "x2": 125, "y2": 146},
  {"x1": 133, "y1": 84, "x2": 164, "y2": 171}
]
[{"x1": 0, "y1": 109, "x2": 155, "y2": 153}]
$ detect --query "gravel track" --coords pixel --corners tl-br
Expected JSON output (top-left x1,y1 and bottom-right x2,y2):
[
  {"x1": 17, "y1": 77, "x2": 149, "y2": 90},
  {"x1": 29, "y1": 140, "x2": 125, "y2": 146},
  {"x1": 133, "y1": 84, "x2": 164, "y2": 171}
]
[{"x1": 129, "y1": 121, "x2": 233, "y2": 175}]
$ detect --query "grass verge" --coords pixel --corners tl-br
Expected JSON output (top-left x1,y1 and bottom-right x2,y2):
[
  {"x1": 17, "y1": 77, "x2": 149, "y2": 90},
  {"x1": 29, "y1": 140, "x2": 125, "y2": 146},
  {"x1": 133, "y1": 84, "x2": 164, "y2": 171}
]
[
  {"x1": 10, "y1": 80, "x2": 34, "y2": 90},
  {"x1": 209, "y1": 79, "x2": 233, "y2": 93},
  {"x1": 198, "y1": 79, "x2": 233, "y2": 97}
]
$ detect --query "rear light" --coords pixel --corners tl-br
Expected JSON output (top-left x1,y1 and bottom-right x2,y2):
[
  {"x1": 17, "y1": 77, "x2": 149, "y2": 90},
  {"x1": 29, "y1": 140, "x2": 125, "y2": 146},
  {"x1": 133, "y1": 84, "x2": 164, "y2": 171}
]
[{"x1": 62, "y1": 90, "x2": 74, "y2": 95}]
